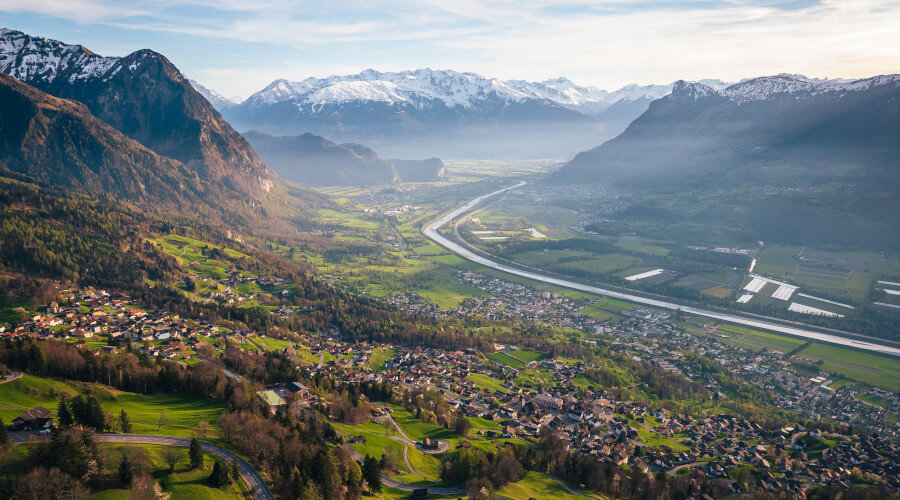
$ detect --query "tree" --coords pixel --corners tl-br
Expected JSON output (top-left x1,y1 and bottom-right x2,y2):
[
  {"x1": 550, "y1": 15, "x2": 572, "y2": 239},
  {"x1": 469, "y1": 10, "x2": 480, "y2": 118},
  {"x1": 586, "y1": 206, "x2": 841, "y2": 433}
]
[
  {"x1": 210, "y1": 460, "x2": 232, "y2": 488},
  {"x1": 119, "y1": 454, "x2": 134, "y2": 486},
  {"x1": 57, "y1": 399, "x2": 73, "y2": 429},
  {"x1": 231, "y1": 457, "x2": 241, "y2": 482},
  {"x1": 346, "y1": 458, "x2": 363, "y2": 499},
  {"x1": 159, "y1": 447, "x2": 184, "y2": 472},
  {"x1": 362, "y1": 454, "x2": 382, "y2": 493},
  {"x1": 157, "y1": 411, "x2": 168, "y2": 431},
  {"x1": 0, "y1": 417, "x2": 8, "y2": 450},
  {"x1": 453, "y1": 416, "x2": 472, "y2": 437},
  {"x1": 119, "y1": 410, "x2": 132, "y2": 434},
  {"x1": 19, "y1": 466, "x2": 89, "y2": 500},
  {"x1": 189, "y1": 438, "x2": 204, "y2": 469},
  {"x1": 197, "y1": 420, "x2": 209, "y2": 438}
]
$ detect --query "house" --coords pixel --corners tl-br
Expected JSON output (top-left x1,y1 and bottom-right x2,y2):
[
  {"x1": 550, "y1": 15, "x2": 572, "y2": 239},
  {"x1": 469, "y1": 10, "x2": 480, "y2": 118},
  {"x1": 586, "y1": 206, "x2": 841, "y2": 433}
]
[
  {"x1": 13, "y1": 406, "x2": 53, "y2": 431},
  {"x1": 285, "y1": 381, "x2": 310, "y2": 398}
]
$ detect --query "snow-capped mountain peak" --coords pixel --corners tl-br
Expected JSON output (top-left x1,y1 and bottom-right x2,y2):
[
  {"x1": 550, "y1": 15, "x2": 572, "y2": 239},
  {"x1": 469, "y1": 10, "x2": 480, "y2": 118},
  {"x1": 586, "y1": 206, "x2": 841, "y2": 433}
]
[{"x1": 240, "y1": 69, "x2": 742, "y2": 118}]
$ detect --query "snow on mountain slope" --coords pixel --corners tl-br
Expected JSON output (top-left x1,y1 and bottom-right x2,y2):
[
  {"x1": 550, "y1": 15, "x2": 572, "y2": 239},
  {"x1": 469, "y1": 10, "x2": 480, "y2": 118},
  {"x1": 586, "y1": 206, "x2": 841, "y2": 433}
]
[
  {"x1": 245, "y1": 68, "x2": 543, "y2": 110},
  {"x1": 0, "y1": 28, "x2": 118, "y2": 84},
  {"x1": 673, "y1": 74, "x2": 900, "y2": 103},
  {"x1": 242, "y1": 69, "x2": 733, "y2": 116},
  {"x1": 188, "y1": 78, "x2": 236, "y2": 110}
]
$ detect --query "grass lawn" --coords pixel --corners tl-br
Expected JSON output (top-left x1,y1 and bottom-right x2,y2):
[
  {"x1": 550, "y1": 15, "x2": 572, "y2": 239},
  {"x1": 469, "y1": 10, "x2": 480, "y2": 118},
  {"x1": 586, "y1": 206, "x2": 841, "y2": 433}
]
[
  {"x1": 496, "y1": 472, "x2": 607, "y2": 500},
  {"x1": 0, "y1": 375, "x2": 225, "y2": 437}
]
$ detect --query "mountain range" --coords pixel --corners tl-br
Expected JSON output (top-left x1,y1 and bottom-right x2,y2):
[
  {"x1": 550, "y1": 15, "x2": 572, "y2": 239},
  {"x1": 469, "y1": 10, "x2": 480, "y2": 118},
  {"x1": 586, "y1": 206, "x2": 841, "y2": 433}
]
[{"x1": 211, "y1": 69, "x2": 730, "y2": 158}]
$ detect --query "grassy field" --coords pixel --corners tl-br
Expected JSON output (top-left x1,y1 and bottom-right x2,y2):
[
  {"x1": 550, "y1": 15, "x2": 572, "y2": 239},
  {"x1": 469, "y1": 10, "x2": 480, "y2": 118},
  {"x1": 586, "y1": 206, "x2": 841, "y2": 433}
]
[
  {"x1": 496, "y1": 472, "x2": 607, "y2": 500},
  {"x1": 715, "y1": 324, "x2": 807, "y2": 354},
  {"x1": 467, "y1": 373, "x2": 507, "y2": 393},
  {"x1": 508, "y1": 349, "x2": 543, "y2": 363},
  {"x1": 487, "y1": 352, "x2": 525, "y2": 369},
  {"x1": 0, "y1": 375, "x2": 225, "y2": 437},
  {"x1": 249, "y1": 336, "x2": 291, "y2": 352},
  {"x1": 798, "y1": 435, "x2": 836, "y2": 459},
  {"x1": 368, "y1": 347, "x2": 396, "y2": 371},
  {"x1": 794, "y1": 344, "x2": 900, "y2": 392}
]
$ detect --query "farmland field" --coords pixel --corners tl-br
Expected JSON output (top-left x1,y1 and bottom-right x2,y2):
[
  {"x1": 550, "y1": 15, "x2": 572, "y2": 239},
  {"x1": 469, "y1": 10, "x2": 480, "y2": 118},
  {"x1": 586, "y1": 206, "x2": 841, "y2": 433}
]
[{"x1": 794, "y1": 344, "x2": 900, "y2": 392}]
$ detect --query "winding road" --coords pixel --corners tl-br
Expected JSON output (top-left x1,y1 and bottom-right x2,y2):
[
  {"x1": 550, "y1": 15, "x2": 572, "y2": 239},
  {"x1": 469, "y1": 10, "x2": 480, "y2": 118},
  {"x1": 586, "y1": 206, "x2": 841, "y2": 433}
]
[
  {"x1": 10, "y1": 432, "x2": 274, "y2": 500},
  {"x1": 423, "y1": 181, "x2": 900, "y2": 357}
]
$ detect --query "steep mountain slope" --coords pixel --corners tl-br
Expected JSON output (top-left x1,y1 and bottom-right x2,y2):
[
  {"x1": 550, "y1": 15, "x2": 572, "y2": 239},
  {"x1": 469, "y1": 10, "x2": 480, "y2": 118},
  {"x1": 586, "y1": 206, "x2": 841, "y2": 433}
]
[
  {"x1": 244, "y1": 130, "x2": 445, "y2": 186},
  {"x1": 551, "y1": 74, "x2": 900, "y2": 248},
  {"x1": 0, "y1": 28, "x2": 277, "y2": 199},
  {"x1": 0, "y1": 73, "x2": 204, "y2": 207},
  {"x1": 554, "y1": 74, "x2": 900, "y2": 186}
]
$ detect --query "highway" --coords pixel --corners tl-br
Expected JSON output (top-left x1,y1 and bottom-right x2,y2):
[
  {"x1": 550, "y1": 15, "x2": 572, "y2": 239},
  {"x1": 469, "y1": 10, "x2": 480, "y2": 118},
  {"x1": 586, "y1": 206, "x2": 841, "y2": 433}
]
[{"x1": 423, "y1": 180, "x2": 900, "y2": 357}]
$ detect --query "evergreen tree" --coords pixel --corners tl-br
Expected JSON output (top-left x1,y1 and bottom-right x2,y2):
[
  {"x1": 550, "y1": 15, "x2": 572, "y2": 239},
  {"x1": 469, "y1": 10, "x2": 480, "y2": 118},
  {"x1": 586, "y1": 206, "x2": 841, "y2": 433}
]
[
  {"x1": 346, "y1": 458, "x2": 363, "y2": 499},
  {"x1": 231, "y1": 457, "x2": 240, "y2": 482},
  {"x1": 85, "y1": 396, "x2": 106, "y2": 431},
  {"x1": 57, "y1": 399, "x2": 73, "y2": 429},
  {"x1": 0, "y1": 417, "x2": 9, "y2": 449},
  {"x1": 119, "y1": 454, "x2": 134, "y2": 486},
  {"x1": 313, "y1": 448, "x2": 339, "y2": 500},
  {"x1": 119, "y1": 410, "x2": 132, "y2": 434},
  {"x1": 362, "y1": 454, "x2": 381, "y2": 493},
  {"x1": 189, "y1": 438, "x2": 204, "y2": 469},
  {"x1": 209, "y1": 460, "x2": 231, "y2": 488}
]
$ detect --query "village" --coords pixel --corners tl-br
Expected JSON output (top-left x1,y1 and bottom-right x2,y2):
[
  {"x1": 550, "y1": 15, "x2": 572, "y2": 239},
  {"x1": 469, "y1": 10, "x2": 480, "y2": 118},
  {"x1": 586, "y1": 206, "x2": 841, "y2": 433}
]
[{"x1": 2, "y1": 283, "x2": 898, "y2": 495}]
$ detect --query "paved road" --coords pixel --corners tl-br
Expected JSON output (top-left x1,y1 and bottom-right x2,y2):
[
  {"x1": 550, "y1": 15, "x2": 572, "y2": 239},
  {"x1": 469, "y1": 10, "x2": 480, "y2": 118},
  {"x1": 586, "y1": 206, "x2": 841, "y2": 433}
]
[
  {"x1": 10, "y1": 432, "x2": 274, "y2": 500},
  {"x1": 423, "y1": 181, "x2": 900, "y2": 357}
]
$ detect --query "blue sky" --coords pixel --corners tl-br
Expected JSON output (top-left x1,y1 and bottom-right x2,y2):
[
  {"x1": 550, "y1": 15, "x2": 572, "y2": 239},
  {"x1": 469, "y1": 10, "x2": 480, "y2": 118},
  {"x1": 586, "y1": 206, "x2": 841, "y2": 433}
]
[{"x1": 1, "y1": 0, "x2": 897, "y2": 99}]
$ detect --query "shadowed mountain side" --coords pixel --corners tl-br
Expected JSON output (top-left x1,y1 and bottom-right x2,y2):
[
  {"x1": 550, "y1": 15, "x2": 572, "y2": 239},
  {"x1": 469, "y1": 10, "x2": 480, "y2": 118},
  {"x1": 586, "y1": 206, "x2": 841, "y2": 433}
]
[
  {"x1": 243, "y1": 130, "x2": 446, "y2": 186},
  {"x1": 0, "y1": 73, "x2": 205, "y2": 208}
]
